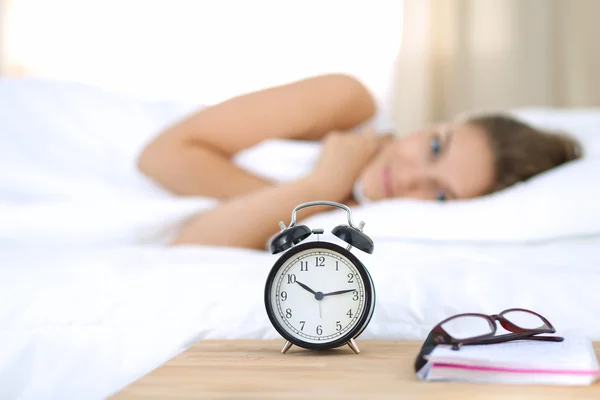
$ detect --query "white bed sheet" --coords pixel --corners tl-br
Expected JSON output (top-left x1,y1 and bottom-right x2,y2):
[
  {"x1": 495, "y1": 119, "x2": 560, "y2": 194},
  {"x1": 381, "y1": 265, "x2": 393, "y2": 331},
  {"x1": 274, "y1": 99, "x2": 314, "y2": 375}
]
[{"x1": 2, "y1": 236, "x2": 600, "y2": 399}]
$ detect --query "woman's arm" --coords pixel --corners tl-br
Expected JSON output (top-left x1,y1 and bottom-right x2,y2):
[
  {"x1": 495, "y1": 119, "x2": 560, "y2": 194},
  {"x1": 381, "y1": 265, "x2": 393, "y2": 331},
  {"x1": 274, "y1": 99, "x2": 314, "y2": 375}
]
[
  {"x1": 171, "y1": 176, "x2": 337, "y2": 250},
  {"x1": 137, "y1": 74, "x2": 376, "y2": 199},
  {"x1": 171, "y1": 130, "x2": 379, "y2": 250}
]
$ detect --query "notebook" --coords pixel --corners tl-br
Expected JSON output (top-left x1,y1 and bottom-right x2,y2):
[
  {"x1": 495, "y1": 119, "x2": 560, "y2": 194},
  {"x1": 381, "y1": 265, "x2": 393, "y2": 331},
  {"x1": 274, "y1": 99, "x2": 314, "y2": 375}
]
[{"x1": 417, "y1": 333, "x2": 600, "y2": 385}]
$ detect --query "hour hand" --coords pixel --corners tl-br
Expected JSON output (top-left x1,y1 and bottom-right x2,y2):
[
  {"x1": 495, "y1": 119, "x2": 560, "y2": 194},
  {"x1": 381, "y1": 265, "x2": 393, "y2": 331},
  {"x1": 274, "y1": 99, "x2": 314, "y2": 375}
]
[
  {"x1": 295, "y1": 280, "x2": 317, "y2": 295},
  {"x1": 323, "y1": 289, "x2": 356, "y2": 297}
]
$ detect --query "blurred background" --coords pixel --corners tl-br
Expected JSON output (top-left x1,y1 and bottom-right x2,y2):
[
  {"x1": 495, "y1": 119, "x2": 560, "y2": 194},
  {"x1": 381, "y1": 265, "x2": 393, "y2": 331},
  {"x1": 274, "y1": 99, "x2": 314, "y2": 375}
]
[{"x1": 1, "y1": 0, "x2": 599, "y2": 132}]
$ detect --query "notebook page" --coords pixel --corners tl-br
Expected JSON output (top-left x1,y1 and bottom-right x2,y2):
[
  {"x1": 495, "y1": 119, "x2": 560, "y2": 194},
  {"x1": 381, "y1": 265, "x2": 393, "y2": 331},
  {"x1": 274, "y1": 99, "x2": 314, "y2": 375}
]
[
  {"x1": 426, "y1": 333, "x2": 600, "y2": 371},
  {"x1": 425, "y1": 365, "x2": 598, "y2": 385}
]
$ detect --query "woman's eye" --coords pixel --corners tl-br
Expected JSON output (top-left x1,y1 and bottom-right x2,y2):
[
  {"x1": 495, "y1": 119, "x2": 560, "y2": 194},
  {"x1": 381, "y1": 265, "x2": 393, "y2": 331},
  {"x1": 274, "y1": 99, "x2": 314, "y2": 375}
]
[
  {"x1": 436, "y1": 190, "x2": 446, "y2": 202},
  {"x1": 430, "y1": 136, "x2": 441, "y2": 157}
]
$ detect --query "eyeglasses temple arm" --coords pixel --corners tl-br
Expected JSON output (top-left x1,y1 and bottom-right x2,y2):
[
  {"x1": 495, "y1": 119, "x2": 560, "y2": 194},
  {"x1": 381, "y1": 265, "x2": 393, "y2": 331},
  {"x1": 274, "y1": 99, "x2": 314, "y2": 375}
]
[{"x1": 465, "y1": 333, "x2": 564, "y2": 346}]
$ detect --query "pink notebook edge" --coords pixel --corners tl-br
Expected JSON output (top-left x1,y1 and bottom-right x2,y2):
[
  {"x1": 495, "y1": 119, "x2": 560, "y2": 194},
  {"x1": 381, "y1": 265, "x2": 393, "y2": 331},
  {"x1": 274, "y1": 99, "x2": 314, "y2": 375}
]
[{"x1": 431, "y1": 362, "x2": 600, "y2": 376}]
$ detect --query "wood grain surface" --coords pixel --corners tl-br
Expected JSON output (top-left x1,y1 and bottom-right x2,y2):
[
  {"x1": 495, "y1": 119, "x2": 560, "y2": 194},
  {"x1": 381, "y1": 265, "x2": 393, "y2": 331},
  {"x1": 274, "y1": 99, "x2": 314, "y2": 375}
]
[{"x1": 112, "y1": 340, "x2": 600, "y2": 400}]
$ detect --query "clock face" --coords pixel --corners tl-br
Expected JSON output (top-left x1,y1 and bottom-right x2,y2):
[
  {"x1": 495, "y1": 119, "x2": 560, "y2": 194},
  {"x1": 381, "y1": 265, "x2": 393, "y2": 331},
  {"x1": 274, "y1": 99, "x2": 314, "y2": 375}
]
[{"x1": 265, "y1": 241, "x2": 374, "y2": 348}]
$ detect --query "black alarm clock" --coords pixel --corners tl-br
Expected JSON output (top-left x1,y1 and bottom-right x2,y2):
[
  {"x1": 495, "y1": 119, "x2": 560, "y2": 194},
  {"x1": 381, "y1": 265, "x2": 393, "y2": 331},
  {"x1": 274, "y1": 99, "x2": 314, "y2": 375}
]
[{"x1": 264, "y1": 200, "x2": 376, "y2": 354}]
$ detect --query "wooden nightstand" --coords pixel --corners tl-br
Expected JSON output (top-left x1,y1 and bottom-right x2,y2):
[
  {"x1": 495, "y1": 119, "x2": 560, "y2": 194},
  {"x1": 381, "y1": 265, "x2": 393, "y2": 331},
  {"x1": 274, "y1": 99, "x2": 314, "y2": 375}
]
[{"x1": 112, "y1": 340, "x2": 600, "y2": 399}]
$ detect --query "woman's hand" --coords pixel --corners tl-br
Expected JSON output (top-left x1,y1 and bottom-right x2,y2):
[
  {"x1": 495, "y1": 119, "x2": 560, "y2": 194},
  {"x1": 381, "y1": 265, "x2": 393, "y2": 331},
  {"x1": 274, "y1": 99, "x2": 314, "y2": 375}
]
[{"x1": 308, "y1": 129, "x2": 380, "y2": 201}]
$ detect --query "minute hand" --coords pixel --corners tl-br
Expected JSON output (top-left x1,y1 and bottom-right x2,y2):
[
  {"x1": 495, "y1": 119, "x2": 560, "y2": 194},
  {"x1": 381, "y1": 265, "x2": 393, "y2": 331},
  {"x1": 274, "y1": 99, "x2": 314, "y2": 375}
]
[{"x1": 322, "y1": 289, "x2": 356, "y2": 297}]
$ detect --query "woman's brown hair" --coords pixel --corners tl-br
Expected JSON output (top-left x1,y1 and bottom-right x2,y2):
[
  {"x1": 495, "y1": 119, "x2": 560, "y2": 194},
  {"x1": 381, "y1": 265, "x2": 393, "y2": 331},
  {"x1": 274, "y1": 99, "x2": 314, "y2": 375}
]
[{"x1": 466, "y1": 114, "x2": 582, "y2": 194}]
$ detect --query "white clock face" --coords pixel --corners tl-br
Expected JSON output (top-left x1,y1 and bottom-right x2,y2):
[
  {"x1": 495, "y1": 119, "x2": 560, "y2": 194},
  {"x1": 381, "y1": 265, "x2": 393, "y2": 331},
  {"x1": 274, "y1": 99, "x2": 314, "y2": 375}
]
[{"x1": 269, "y1": 246, "x2": 367, "y2": 344}]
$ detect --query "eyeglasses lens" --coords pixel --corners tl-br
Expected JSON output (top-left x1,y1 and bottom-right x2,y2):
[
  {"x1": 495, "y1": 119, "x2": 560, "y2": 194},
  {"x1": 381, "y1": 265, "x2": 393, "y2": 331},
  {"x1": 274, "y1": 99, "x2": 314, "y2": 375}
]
[
  {"x1": 441, "y1": 315, "x2": 494, "y2": 340},
  {"x1": 502, "y1": 310, "x2": 548, "y2": 330}
]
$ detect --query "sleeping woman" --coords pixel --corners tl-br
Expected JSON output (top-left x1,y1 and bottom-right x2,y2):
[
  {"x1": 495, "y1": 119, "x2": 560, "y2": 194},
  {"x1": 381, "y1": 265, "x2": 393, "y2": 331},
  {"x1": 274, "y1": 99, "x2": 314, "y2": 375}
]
[{"x1": 137, "y1": 74, "x2": 581, "y2": 250}]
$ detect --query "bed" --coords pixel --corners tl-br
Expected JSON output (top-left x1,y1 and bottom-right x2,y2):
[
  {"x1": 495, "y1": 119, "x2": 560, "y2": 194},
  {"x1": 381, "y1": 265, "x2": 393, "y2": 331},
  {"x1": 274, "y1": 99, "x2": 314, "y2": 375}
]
[
  {"x1": 1, "y1": 78, "x2": 600, "y2": 399},
  {"x1": 3, "y1": 238, "x2": 600, "y2": 399}
]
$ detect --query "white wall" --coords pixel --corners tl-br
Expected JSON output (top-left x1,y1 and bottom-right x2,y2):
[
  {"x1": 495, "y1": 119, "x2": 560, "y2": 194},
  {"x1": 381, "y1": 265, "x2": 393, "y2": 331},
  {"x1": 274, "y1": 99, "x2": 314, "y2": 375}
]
[{"x1": 6, "y1": 0, "x2": 403, "y2": 104}]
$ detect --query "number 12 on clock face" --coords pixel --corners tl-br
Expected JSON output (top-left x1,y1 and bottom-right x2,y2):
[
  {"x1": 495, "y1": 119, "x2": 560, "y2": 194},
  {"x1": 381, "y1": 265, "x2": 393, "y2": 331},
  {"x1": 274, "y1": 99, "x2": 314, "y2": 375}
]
[{"x1": 299, "y1": 256, "x2": 327, "y2": 271}]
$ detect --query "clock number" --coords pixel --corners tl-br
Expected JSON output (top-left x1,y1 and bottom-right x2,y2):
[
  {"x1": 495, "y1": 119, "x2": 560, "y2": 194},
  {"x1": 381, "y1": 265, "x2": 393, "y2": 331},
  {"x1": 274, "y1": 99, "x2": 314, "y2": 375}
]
[
  {"x1": 287, "y1": 274, "x2": 296, "y2": 284},
  {"x1": 335, "y1": 261, "x2": 339, "y2": 271},
  {"x1": 286, "y1": 308, "x2": 292, "y2": 318},
  {"x1": 352, "y1": 291, "x2": 359, "y2": 301},
  {"x1": 315, "y1": 256, "x2": 325, "y2": 267},
  {"x1": 336, "y1": 321, "x2": 342, "y2": 331},
  {"x1": 299, "y1": 321, "x2": 305, "y2": 331},
  {"x1": 300, "y1": 261, "x2": 308, "y2": 271},
  {"x1": 347, "y1": 309, "x2": 353, "y2": 318},
  {"x1": 281, "y1": 291, "x2": 288, "y2": 301},
  {"x1": 316, "y1": 325, "x2": 323, "y2": 335},
  {"x1": 347, "y1": 273, "x2": 354, "y2": 283}
]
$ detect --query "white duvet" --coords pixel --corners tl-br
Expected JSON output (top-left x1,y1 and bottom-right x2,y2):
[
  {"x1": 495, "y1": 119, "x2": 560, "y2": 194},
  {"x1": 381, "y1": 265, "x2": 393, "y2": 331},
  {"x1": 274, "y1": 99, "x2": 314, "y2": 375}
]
[{"x1": 2, "y1": 78, "x2": 600, "y2": 399}]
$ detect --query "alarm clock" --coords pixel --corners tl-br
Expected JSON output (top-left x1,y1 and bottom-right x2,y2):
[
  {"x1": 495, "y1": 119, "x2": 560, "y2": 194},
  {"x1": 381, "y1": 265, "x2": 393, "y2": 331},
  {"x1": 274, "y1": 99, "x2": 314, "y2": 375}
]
[{"x1": 264, "y1": 200, "x2": 376, "y2": 354}]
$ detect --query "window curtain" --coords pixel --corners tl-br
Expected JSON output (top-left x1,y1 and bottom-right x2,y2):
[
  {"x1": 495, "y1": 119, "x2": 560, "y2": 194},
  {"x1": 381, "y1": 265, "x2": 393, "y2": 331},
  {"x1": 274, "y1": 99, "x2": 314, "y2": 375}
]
[
  {"x1": 389, "y1": 0, "x2": 600, "y2": 134},
  {"x1": 0, "y1": 0, "x2": 9, "y2": 75}
]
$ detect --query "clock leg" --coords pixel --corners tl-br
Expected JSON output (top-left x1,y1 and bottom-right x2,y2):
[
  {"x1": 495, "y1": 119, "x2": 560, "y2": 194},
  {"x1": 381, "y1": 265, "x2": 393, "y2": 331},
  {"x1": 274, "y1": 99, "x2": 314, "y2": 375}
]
[
  {"x1": 281, "y1": 341, "x2": 293, "y2": 354},
  {"x1": 347, "y1": 338, "x2": 360, "y2": 354}
]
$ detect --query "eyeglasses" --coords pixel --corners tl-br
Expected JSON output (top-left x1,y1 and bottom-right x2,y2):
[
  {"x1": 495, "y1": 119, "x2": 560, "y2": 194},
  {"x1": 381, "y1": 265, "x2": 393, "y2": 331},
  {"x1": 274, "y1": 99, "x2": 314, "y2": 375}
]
[{"x1": 414, "y1": 308, "x2": 564, "y2": 373}]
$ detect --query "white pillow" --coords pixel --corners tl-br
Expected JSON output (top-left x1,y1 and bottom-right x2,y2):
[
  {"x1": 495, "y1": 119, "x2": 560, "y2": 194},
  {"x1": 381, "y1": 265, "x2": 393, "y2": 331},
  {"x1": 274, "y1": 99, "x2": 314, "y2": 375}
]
[{"x1": 301, "y1": 157, "x2": 600, "y2": 243}]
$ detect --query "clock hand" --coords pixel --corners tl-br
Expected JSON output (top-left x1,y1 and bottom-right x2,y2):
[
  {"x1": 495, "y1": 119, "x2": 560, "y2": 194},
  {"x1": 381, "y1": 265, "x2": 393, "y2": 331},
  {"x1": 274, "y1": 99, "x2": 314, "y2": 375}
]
[
  {"x1": 322, "y1": 289, "x2": 356, "y2": 297},
  {"x1": 295, "y1": 280, "x2": 317, "y2": 295}
]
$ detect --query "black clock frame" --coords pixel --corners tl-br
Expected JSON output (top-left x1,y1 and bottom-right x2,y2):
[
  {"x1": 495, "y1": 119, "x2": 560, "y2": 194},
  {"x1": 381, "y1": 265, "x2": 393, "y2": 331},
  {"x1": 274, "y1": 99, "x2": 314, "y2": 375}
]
[{"x1": 264, "y1": 241, "x2": 376, "y2": 351}]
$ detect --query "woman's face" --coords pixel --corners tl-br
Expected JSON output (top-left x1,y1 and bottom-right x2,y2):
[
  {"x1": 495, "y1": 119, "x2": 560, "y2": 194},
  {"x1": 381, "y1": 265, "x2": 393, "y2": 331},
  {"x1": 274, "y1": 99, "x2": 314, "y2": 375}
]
[{"x1": 359, "y1": 122, "x2": 495, "y2": 202}]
